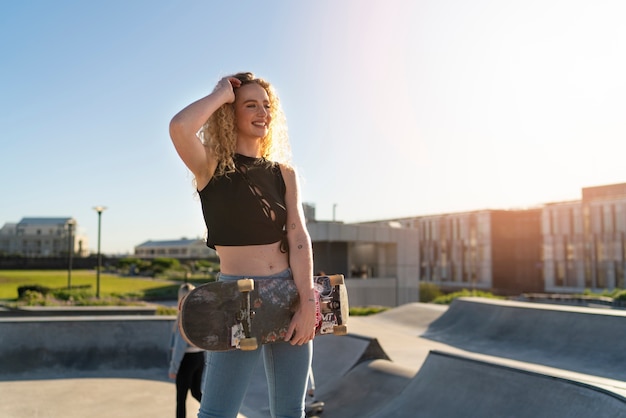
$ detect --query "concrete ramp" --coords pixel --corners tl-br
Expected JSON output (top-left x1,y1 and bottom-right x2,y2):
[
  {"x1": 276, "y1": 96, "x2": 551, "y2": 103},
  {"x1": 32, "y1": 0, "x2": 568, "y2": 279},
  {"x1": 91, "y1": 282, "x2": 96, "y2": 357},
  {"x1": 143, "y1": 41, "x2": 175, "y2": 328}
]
[
  {"x1": 373, "y1": 351, "x2": 626, "y2": 418},
  {"x1": 309, "y1": 333, "x2": 391, "y2": 386},
  {"x1": 423, "y1": 297, "x2": 626, "y2": 381},
  {"x1": 311, "y1": 359, "x2": 414, "y2": 418},
  {"x1": 367, "y1": 302, "x2": 448, "y2": 331}
]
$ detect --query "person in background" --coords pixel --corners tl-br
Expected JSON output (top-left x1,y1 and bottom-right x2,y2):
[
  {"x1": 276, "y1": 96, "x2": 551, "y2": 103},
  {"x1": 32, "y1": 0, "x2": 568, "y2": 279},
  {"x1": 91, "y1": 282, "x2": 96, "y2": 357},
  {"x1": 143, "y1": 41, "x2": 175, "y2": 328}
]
[
  {"x1": 170, "y1": 72, "x2": 316, "y2": 417},
  {"x1": 169, "y1": 283, "x2": 205, "y2": 418}
]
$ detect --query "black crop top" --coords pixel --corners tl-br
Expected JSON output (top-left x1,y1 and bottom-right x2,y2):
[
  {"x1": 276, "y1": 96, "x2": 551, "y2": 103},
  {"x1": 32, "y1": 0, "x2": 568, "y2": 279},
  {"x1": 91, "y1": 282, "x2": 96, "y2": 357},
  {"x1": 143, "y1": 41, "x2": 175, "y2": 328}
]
[{"x1": 198, "y1": 154, "x2": 287, "y2": 249}]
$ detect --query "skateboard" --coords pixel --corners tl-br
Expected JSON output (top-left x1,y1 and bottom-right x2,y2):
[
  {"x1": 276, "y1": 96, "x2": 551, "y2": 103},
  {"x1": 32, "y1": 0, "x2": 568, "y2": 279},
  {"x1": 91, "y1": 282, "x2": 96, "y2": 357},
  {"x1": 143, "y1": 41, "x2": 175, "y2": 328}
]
[{"x1": 179, "y1": 274, "x2": 349, "y2": 351}]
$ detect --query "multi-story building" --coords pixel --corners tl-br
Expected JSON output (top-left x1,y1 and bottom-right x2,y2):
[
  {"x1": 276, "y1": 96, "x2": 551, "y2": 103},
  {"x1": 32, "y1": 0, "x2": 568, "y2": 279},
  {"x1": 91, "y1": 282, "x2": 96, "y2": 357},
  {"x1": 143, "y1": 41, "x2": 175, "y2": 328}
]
[
  {"x1": 543, "y1": 183, "x2": 626, "y2": 292},
  {"x1": 541, "y1": 200, "x2": 585, "y2": 291},
  {"x1": 416, "y1": 211, "x2": 494, "y2": 292},
  {"x1": 134, "y1": 239, "x2": 217, "y2": 259},
  {"x1": 377, "y1": 209, "x2": 543, "y2": 296},
  {"x1": 0, "y1": 217, "x2": 88, "y2": 257},
  {"x1": 355, "y1": 182, "x2": 626, "y2": 297},
  {"x1": 584, "y1": 183, "x2": 626, "y2": 290}
]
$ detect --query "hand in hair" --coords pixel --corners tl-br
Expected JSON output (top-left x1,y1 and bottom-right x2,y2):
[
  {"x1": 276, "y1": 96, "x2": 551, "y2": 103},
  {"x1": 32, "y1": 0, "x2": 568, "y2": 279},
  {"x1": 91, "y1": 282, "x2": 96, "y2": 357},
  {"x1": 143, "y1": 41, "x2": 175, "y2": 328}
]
[{"x1": 212, "y1": 76, "x2": 242, "y2": 104}]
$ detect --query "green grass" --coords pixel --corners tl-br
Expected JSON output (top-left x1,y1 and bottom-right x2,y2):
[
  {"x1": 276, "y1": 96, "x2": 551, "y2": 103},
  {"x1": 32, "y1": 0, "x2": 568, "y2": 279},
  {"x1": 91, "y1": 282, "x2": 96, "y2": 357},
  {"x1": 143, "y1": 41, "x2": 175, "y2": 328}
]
[
  {"x1": 0, "y1": 270, "x2": 393, "y2": 316},
  {"x1": 0, "y1": 269, "x2": 185, "y2": 301}
]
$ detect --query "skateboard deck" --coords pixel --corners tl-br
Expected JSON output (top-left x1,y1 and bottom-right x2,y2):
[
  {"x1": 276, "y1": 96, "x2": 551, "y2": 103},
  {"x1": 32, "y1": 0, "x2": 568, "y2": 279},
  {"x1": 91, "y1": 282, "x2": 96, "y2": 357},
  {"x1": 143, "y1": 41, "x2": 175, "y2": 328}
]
[{"x1": 179, "y1": 274, "x2": 349, "y2": 351}]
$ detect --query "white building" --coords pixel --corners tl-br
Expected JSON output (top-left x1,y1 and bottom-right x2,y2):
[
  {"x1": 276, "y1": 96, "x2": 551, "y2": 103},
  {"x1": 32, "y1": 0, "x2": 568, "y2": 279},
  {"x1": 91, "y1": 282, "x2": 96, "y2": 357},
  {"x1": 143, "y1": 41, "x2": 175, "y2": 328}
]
[
  {"x1": 0, "y1": 217, "x2": 88, "y2": 257},
  {"x1": 134, "y1": 239, "x2": 217, "y2": 259}
]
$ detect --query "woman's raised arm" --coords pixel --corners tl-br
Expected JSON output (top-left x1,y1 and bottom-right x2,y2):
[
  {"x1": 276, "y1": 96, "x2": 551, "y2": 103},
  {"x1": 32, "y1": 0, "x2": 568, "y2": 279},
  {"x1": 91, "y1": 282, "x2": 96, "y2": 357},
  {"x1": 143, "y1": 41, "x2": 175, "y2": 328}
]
[{"x1": 169, "y1": 76, "x2": 241, "y2": 183}]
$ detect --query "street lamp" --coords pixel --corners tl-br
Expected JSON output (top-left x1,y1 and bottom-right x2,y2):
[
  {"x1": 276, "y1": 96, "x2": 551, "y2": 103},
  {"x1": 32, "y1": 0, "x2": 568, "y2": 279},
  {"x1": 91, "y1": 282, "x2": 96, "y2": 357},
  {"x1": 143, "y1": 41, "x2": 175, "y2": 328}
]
[
  {"x1": 93, "y1": 206, "x2": 107, "y2": 298},
  {"x1": 67, "y1": 219, "x2": 76, "y2": 289}
]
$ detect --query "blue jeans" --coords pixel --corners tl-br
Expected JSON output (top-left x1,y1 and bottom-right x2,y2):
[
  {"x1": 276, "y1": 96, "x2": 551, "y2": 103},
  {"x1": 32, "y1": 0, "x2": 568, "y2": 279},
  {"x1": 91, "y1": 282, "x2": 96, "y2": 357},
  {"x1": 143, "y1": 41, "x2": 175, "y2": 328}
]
[{"x1": 198, "y1": 268, "x2": 312, "y2": 418}]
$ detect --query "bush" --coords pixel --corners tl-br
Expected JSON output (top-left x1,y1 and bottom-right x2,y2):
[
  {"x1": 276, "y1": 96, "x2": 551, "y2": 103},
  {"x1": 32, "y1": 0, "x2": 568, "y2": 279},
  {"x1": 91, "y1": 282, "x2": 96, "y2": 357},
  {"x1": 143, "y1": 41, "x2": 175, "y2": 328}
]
[
  {"x1": 349, "y1": 306, "x2": 389, "y2": 316},
  {"x1": 151, "y1": 258, "x2": 180, "y2": 273},
  {"x1": 52, "y1": 288, "x2": 93, "y2": 303},
  {"x1": 116, "y1": 257, "x2": 152, "y2": 276},
  {"x1": 432, "y1": 289, "x2": 504, "y2": 305},
  {"x1": 613, "y1": 290, "x2": 626, "y2": 301},
  {"x1": 196, "y1": 260, "x2": 219, "y2": 270},
  {"x1": 17, "y1": 285, "x2": 51, "y2": 298},
  {"x1": 20, "y1": 290, "x2": 49, "y2": 306},
  {"x1": 157, "y1": 305, "x2": 178, "y2": 316},
  {"x1": 419, "y1": 282, "x2": 443, "y2": 303}
]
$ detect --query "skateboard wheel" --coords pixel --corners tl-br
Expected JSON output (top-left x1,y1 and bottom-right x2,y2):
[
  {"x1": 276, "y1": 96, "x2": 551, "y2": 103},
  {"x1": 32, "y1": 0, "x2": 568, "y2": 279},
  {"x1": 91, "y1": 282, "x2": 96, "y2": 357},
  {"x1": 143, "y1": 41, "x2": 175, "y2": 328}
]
[
  {"x1": 328, "y1": 274, "x2": 344, "y2": 286},
  {"x1": 237, "y1": 279, "x2": 254, "y2": 292},
  {"x1": 333, "y1": 325, "x2": 348, "y2": 335},
  {"x1": 240, "y1": 338, "x2": 258, "y2": 351}
]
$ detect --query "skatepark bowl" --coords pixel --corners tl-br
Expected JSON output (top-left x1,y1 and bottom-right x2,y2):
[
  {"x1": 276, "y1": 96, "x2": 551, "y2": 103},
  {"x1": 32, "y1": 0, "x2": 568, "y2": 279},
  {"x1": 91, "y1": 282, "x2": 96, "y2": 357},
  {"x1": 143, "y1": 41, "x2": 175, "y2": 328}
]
[{"x1": 2, "y1": 297, "x2": 626, "y2": 417}]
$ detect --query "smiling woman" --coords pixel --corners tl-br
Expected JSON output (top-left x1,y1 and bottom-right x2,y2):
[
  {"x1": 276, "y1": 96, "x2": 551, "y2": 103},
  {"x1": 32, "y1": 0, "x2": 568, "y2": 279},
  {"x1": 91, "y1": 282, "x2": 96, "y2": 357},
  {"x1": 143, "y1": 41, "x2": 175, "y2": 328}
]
[
  {"x1": 169, "y1": 72, "x2": 315, "y2": 418},
  {"x1": 234, "y1": 84, "x2": 272, "y2": 141}
]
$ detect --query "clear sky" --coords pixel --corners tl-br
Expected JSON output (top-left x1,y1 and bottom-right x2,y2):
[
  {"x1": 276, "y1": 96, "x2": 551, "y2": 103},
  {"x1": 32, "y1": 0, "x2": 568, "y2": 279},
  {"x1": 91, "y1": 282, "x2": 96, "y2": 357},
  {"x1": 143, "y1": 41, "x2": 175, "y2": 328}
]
[{"x1": 2, "y1": 0, "x2": 626, "y2": 255}]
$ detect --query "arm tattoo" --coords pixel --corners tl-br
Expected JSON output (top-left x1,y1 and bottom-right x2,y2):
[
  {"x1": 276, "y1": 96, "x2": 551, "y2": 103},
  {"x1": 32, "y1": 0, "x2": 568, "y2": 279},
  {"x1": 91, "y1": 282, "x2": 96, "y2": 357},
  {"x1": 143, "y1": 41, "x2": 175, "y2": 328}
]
[
  {"x1": 298, "y1": 245, "x2": 303, "y2": 249},
  {"x1": 290, "y1": 223, "x2": 296, "y2": 230}
]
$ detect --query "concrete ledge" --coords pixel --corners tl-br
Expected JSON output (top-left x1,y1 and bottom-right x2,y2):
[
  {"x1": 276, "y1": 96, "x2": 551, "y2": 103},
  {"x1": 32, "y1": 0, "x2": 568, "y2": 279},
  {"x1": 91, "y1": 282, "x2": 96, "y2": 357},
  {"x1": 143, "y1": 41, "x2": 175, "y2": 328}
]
[
  {"x1": 0, "y1": 305, "x2": 159, "y2": 317},
  {"x1": 0, "y1": 315, "x2": 175, "y2": 380}
]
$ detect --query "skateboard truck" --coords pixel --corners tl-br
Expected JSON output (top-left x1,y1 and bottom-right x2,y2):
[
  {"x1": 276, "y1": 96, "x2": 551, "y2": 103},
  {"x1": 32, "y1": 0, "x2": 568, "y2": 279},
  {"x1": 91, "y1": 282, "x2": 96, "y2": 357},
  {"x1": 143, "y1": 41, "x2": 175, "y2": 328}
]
[
  {"x1": 317, "y1": 275, "x2": 348, "y2": 336},
  {"x1": 237, "y1": 279, "x2": 259, "y2": 351}
]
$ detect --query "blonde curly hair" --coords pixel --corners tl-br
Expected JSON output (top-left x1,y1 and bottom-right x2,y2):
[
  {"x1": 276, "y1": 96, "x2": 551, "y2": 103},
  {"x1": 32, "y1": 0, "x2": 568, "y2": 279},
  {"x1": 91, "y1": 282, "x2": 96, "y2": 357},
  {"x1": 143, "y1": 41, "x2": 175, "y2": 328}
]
[{"x1": 198, "y1": 72, "x2": 292, "y2": 177}]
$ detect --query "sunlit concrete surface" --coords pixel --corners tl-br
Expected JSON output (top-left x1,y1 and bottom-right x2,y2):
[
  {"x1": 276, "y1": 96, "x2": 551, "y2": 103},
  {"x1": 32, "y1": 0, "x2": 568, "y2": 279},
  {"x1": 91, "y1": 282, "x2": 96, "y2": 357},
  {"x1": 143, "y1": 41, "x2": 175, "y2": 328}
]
[{"x1": 2, "y1": 300, "x2": 626, "y2": 417}]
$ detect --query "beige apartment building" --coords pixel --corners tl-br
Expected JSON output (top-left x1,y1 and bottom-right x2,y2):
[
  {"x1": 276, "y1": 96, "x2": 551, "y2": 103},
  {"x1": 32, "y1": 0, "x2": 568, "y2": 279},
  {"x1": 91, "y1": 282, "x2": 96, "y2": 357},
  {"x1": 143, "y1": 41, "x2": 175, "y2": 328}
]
[{"x1": 0, "y1": 217, "x2": 88, "y2": 257}]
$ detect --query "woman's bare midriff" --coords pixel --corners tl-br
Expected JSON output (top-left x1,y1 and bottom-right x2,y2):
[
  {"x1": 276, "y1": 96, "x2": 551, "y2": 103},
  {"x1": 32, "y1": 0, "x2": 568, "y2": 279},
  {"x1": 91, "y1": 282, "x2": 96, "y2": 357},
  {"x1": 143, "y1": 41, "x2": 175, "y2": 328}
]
[{"x1": 215, "y1": 241, "x2": 289, "y2": 276}]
